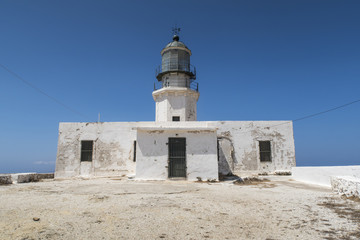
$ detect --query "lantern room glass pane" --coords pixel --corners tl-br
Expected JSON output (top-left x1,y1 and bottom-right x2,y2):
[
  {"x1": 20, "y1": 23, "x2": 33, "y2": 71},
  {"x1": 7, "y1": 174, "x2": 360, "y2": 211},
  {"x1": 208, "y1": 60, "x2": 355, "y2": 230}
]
[{"x1": 162, "y1": 49, "x2": 190, "y2": 72}]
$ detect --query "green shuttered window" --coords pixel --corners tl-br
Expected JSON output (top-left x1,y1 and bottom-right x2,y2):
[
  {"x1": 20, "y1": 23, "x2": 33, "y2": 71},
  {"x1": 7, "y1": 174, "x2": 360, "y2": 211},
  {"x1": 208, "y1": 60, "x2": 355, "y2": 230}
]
[
  {"x1": 259, "y1": 141, "x2": 271, "y2": 162},
  {"x1": 81, "y1": 141, "x2": 93, "y2": 162}
]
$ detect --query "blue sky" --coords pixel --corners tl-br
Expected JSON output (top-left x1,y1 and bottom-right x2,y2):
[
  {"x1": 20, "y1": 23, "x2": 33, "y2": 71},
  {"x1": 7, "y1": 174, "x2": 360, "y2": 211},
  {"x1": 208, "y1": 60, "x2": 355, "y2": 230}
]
[{"x1": 0, "y1": 0, "x2": 359, "y2": 173}]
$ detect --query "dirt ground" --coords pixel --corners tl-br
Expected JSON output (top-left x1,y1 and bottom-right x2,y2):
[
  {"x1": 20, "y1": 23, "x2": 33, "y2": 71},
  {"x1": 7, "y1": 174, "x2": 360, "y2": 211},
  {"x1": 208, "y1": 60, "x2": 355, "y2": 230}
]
[{"x1": 0, "y1": 176, "x2": 359, "y2": 240}]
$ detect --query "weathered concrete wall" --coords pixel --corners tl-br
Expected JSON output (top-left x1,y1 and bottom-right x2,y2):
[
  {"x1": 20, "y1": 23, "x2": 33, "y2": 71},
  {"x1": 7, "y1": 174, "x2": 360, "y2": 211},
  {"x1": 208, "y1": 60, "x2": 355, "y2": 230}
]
[
  {"x1": 208, "y1": 121, "x2": 296, "y2": 175},
  {"x1": 136, "y1": 124, "x2": 218, "y2": 181},
  {"x1": 55, "y1": 120, "x2": 295, "y2": 179},
  {"x1": 331, "y1": 176, "x2": 360, "y2": 198},
  {"x1": 292, "y1": 166, "x2": 360, "y2": 187}
]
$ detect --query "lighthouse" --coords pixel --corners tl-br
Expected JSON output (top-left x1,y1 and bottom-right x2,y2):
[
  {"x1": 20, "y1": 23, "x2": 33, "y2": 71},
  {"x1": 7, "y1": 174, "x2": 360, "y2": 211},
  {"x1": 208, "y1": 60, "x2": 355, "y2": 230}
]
[
  {"x1": 55, "y1": 30, "x2": 296, "y2": 180},
  {"x1": 153, "y1": 32, "x2": 199, "y2": 122}
]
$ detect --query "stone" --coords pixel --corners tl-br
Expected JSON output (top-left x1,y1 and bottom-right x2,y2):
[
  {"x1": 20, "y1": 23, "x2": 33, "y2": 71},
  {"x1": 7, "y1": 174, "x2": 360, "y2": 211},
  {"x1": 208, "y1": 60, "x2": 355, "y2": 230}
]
[
  {"x1": 0, "y1": 175, "x2": 12, "y2": 185},
  {"x1": 275, "y1": 170, "x2": 291, "y2": 176},
  {"x1": 331, "y1": 176, "x2": 360, "y2": 199}
]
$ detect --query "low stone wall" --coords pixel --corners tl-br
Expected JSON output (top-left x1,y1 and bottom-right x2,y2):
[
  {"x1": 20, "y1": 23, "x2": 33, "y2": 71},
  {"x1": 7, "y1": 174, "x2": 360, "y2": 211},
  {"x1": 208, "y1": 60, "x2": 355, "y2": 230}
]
[
  {"x1": 1, "y1": 173, "x2": 55, "y2": 184},
  {"x1": 292, "y1": 166, "x2": 360, "y2": 187},
  {"x1": 15, "y1": 173, "x2": 54, "y2": 183},
  {"x1": 12, "y1": 173, "x2": 36, "y2": 183},
  {"x1": 0, "y1": 175, "x2": 12, "y2": 185},
  {"x1": 36, "y1": 173, "x2": 54, "y2": 180},
  {"x1": 331, "y1": 176, "x2": 360, "y2": 199}
]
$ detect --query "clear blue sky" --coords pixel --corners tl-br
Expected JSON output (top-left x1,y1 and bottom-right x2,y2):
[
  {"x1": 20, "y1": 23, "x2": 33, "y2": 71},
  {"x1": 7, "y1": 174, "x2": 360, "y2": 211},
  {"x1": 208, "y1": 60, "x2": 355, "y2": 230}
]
[{"x1": 1, "y1": 0, "x2": 359, "y2": 173}]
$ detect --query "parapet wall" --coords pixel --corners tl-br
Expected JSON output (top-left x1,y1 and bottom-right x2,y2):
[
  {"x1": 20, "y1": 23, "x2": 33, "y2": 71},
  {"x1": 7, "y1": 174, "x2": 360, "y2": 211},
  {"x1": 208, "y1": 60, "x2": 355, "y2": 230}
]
[{"x1": 292, "y1": 166, "x2": 360, "y2": 187}]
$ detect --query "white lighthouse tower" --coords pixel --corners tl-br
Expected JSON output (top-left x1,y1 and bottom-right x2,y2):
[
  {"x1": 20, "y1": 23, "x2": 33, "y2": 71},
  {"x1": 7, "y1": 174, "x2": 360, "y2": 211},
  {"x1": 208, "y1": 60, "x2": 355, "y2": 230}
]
[{"x1": 153, "y1": 31, "x2": 199, "y2": 122}]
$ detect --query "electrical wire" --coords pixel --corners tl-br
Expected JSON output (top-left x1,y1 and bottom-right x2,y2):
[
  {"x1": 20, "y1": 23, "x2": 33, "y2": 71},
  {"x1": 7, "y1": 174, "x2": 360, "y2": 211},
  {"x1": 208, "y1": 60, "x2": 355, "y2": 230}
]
[
  {"x1": 0, "y1": 63, "x2": 89, "y2": 119},
  {"x1": 245, "y1": 98, "x2": 360, "y2": 131},
  {"x1": 292, "y1": 99, "x2": 360, "y2": 122}
]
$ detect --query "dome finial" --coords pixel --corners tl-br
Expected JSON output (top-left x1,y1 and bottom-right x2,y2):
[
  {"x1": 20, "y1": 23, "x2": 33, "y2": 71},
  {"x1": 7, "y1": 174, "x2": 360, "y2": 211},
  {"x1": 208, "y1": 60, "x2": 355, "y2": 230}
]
[
  {"x1": 172, "y1": 25, "x2": 181, "y2": 41},
  {"x1": 173, "y1": 35, "x2": 179, "y2": 41}
]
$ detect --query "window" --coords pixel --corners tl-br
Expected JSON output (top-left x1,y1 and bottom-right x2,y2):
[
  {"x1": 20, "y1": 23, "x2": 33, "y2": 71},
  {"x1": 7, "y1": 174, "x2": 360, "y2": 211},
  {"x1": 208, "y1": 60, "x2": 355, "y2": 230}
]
[
  {"x1": 259, "y1": 141, "x2": 271, "y2": 162},
  {"x1": 81, "y1": 141, "x2": 93, "y2": 162},
  {"x1": 172, "y1": 116, "x2": 180, "y2": 122},
  {"x1": 133, "y1": 141, "x2": 137, "y2": 162}
]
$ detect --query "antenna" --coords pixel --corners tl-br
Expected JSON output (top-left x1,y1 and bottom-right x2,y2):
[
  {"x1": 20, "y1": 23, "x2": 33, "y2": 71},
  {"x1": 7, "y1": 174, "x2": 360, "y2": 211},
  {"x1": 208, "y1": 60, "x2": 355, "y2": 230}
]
[{"x1": 98, "y1": 113, "x2": 100, "y2": 123}]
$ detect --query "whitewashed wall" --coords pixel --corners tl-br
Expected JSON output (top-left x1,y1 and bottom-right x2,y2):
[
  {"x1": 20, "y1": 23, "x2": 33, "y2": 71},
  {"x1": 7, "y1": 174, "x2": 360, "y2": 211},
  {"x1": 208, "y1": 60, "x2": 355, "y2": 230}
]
[
  {"x1": 56, "y1": 122, "x2": 140, "y2": 178},
  {"x1": 55, "y1": 121, "x2": 295, "y2": 179},
  {"x1": 136, "y1": 126, "x2": 218, "y2": 181},
  {"x1": 292, "y1": 166, "x2": 360, "y2": 187}
]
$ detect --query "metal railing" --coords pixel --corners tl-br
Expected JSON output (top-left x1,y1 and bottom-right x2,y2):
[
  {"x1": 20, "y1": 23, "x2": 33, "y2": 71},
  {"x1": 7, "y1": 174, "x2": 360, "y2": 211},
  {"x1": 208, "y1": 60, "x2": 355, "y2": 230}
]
[
  {"x1": 155, "y1": 63, "x2": 196, "y2": 80},
  {"x1": 154, "y1": 80, "x2": 199, "y2": 92}
]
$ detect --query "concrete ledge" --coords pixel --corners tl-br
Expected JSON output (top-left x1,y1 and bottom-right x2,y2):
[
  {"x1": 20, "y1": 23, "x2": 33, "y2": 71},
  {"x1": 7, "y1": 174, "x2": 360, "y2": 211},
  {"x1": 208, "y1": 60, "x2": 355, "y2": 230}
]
[
  {"x1": 0, "y1": 175, "x2": 12, "y2": 185},
  {"x1": 292, "y1": 166, "x2": 360, "y2": 187},
  {"x1": 331, "y1": 176, "x2": 360, "y2": 199}
]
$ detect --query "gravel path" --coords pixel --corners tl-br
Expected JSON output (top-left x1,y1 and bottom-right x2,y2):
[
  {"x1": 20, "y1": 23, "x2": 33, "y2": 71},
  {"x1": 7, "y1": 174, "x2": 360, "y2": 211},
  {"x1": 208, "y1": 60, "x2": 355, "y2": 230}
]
[{"x1": 0, "y1": 176, "x2": 359, "y2": 240}]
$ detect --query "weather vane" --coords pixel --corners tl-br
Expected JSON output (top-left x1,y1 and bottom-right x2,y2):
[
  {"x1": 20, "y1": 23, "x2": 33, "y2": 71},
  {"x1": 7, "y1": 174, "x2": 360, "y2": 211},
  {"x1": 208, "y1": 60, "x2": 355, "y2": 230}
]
[{"x1": 172, "y1": 25, "x2": 181, "y2": 36}]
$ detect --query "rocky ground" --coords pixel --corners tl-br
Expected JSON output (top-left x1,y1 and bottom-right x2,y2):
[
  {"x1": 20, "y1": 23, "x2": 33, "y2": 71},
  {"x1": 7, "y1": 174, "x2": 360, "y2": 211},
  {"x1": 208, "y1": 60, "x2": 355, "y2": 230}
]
[{"x1": 0, "y1": 176, "x2": 359, "y2": 240}]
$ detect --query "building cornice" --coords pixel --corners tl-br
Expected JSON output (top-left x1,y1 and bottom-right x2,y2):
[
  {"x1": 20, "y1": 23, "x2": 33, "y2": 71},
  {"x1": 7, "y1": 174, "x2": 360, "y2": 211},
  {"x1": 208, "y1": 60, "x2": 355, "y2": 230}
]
[{"x1": 152, "y1": 87, "x2": 200, "y2": 101}]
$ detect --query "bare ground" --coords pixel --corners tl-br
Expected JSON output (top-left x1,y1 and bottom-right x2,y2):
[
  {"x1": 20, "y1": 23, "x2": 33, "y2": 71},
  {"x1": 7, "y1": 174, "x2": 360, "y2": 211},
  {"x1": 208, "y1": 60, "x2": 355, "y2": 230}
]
[{"x1": 0, "y1": 176, "x2": 359, "y2": 240}]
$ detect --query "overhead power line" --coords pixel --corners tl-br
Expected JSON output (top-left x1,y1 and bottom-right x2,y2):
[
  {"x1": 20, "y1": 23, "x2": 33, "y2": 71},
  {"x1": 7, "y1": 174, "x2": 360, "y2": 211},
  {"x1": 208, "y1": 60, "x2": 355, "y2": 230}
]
[
  {"x1": 229, "y1": 98, "x2": 360, "y2": 135},
  {"x1": 292, "y1": 99, "x2": 360, "y2": 122},
  {"x1": 0, "y1": 63, "x2": 88, "y2": 118},
  {"x1": 260, "y1": 98, "x2": 360, "y2": 130}
]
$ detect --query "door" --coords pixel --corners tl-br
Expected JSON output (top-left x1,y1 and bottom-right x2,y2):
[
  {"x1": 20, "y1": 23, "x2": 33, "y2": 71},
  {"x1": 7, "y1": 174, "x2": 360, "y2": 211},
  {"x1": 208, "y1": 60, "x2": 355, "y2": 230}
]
[
  {"x1": 168, "y1": 138, "x2": 186, "y2": 178},
  {"x1": 217, "y1": 138, "x2": 234, "y2": 176}
]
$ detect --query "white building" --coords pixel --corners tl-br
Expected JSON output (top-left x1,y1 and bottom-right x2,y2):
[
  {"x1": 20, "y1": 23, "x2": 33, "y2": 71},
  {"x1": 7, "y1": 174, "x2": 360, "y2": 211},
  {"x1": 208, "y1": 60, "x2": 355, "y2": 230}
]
[{"x1": 55, "y1": 34, "x2": 296, "y2": 181}]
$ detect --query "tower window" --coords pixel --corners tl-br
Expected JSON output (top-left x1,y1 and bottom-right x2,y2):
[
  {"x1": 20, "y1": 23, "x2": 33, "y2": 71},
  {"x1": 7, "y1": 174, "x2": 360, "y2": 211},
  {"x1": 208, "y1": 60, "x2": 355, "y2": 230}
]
[
  {"x1": 259, "y1": 141, "x2": 271, "y2": 162},
  {"x1": 172, "y1": 116, "x2": 180, "y2": 122},
  {"x1": 81, "y1": 141, "x2": 93, "y2": 162}
]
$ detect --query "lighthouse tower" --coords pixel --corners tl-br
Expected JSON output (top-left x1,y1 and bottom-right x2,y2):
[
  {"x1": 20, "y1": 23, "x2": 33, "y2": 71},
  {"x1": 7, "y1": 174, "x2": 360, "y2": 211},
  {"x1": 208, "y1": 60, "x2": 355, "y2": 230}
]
[{"x1": 153, "y1": 32, "x2": 199, "y2": 122}]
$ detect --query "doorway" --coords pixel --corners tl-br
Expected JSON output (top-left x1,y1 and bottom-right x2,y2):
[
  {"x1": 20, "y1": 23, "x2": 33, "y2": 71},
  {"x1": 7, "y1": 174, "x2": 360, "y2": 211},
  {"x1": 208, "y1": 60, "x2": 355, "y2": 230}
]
[{"x1": 168, "y1": 138, "x2": 186, "y2": 178}]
